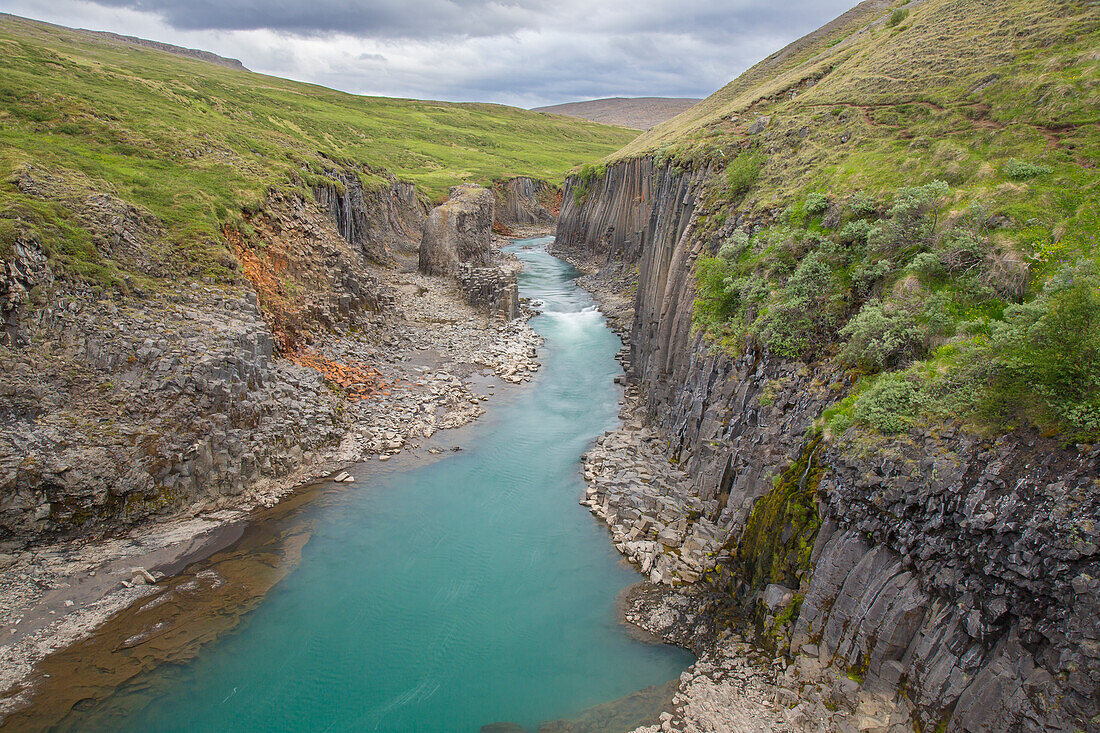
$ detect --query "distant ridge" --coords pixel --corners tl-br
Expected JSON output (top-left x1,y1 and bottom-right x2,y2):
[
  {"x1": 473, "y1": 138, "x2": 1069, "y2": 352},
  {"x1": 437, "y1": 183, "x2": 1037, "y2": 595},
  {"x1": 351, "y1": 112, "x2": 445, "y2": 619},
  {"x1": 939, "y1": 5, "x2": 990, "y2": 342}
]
[
  {"x1": 78, "y1": 29, "x2": 249, "y2": 70},
  {"x1": 0, "y1": 13, "x2": 248, "y2": 70},
  {"x1": 532, "y1": 97, "x2": 701, "y2": 131}
]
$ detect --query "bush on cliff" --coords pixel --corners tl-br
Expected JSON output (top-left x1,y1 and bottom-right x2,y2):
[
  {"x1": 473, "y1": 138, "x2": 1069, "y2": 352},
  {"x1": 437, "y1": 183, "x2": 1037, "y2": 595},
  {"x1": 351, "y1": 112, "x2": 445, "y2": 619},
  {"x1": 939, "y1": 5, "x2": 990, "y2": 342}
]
[
  {"x1": 690, "y1": 174, "x2": 1100, "y2": 440},
  {"x1": 854, "y1": 373, "x2": 919, "y2": 434},
  {"x1": 571, "y1": 162, "x2": 606, "y2": 205},
  {"x1": 982, "y1": 264, "x2": 1100, "y2": 439},
  {"x1": 724, "y1": 150, "x2": 765, "y2": 197},
  {"x1": 759, "y1": 251, "x2": 840, "y2": 359},
  {"x1": 839, "y1": 299, "x2": 924, "y2": 371}
]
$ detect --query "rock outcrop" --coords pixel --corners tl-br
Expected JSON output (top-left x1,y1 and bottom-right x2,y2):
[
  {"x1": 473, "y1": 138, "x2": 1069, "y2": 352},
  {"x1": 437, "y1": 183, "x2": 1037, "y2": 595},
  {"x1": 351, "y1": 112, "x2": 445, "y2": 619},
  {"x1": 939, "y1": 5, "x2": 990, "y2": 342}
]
[
  {"x1": 312, "y1": 168, "x2": 427, "y2": 264},
  {"x1": 419, "y1": 185, "x2": 519, "y2": 320},
  {"x1": 419, "y1": 184, "x2": 495, "y2": 276},
  {"x1": 457, "y1": 263, "x2": 519, "y2": 321},
  {"x1": 1, "y1": 237, "x2": 51, "y2": 348},
  {"x1": 557, "y1": 156, "x2": 1100, "y2": 730}
]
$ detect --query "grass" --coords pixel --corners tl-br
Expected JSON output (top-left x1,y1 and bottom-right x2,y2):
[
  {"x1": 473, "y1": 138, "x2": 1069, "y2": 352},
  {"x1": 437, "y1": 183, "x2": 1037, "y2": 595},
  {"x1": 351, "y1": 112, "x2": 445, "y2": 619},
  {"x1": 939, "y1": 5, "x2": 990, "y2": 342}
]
[
  {"x1": 0, "y1": 14, "x2": 636, "y2": 285},
  {"x1": 607, "y1": 0, "x2": 1099, "y2": 442}
]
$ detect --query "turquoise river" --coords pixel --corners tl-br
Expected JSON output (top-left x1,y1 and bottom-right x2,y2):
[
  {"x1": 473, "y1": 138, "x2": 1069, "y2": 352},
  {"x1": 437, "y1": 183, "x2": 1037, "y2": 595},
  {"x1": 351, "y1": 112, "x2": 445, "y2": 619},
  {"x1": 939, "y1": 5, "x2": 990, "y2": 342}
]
[{"x1": 35, "y1": 237, "x2": 694, "y2": 732}]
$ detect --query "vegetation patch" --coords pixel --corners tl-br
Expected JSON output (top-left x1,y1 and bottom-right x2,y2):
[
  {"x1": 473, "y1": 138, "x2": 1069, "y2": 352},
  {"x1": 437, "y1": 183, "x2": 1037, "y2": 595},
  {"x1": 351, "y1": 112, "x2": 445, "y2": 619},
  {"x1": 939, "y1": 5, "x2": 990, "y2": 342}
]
[
  {"x1": 572, "y1": 162, "x2": 606, "y2": 205},
  {"x1": 732, "y1": 436, "x2": 824, "y2": 592},
  {"x1": 724, "y1": 150, "x2": 765, "y2": 197},
  {"x1": 0, "y1": 15, "x2": 635, "y2": 287}
]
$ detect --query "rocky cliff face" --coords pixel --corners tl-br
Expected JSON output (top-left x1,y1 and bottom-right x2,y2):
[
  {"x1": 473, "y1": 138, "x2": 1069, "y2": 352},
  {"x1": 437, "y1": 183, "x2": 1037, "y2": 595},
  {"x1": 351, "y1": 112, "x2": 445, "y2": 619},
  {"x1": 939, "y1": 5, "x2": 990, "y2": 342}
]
[
  {"x1": 0, "y1": 161, "x2": 451, "y2": 548},
  {"x1": 312, "y1": 169, "x2": 426, "y2": 264},
  {"x1": 557, "y1": 157, "x2": 1100, "y2": 731},
  {"x1": 492, "y1": 176, "x2": 559, "y2": 228}
]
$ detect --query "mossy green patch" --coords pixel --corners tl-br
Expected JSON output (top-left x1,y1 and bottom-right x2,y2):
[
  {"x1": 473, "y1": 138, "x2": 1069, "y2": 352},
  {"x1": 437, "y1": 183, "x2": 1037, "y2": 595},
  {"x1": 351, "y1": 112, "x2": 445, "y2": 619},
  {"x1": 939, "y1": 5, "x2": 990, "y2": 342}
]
[{"x1": 733, "y1": 436, "x2": 824, "y2": 592}]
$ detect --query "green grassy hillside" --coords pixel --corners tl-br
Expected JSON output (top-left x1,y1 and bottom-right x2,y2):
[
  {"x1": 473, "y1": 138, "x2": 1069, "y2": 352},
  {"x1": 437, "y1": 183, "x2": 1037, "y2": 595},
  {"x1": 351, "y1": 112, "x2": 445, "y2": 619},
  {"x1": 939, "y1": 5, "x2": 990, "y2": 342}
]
[
  {"x1": 0, "y1": 14, "x2": 636, "y2": 284},
  {"x1": 615, "y1": 0, "x2": 1099, "y2": 441}
]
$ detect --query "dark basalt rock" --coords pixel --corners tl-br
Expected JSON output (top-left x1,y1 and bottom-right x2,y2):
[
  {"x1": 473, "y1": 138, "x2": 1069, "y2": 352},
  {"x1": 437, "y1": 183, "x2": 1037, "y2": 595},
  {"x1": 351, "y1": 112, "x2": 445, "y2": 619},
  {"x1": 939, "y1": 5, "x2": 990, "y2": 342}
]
[
  {"x1": 312, "y1": 170, "x2": 426, "y2": 264},
  {"x1": 493, "y1": 176, "x2": 557, "y2": 227}
]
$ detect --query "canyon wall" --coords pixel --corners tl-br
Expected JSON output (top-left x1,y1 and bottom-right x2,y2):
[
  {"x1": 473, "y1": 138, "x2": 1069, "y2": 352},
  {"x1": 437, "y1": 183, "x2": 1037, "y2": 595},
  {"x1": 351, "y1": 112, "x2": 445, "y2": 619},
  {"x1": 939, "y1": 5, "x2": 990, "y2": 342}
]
[
  {"x1": 492, "y1": 176, "x2": 559, "y2": 228},
  {"x1": 311, "y1": 170, "x2": 427, "y2": 264},
  {"x1": 0, "y1": 169, "x2": 427, "y2": 547},
  {"x1": 555, "y1": 158, "x2": 1100, "y2": 731}
]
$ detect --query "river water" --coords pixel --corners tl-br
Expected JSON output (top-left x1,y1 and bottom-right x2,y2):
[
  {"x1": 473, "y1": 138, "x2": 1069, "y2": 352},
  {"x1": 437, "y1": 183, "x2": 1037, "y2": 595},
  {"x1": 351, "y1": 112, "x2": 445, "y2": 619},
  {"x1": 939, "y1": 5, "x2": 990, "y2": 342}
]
[{"x1": 30, "y1": 237, "x2": 692, "y2": 732}]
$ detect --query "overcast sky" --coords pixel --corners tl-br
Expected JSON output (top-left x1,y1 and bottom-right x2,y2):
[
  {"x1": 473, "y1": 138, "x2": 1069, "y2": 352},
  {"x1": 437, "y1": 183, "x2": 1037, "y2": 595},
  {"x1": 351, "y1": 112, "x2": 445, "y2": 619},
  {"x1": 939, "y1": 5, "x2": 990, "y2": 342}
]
[{"x1": 3, "y1": 0, "x2": 857, "y2": 107}]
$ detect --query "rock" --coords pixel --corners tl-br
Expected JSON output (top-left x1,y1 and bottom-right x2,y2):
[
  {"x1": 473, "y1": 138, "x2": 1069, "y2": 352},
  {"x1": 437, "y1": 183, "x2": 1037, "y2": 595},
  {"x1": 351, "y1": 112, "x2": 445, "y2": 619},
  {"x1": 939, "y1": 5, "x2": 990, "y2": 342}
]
[
  {"x1": 130, "y1": 567, "x2": 156, "y2": 585},
  {"x1": 332, "y1": 471, "x2": 353, "y2": 483},
  {"x1": 746, "y1": 115, "x2": 771, "y2": 134},
  {"x1": 763, "y1": 583, "x2": 794, "y2": 612},
  {"x1": 418, "y1": 185, "x2": 495, "y2": 276}
]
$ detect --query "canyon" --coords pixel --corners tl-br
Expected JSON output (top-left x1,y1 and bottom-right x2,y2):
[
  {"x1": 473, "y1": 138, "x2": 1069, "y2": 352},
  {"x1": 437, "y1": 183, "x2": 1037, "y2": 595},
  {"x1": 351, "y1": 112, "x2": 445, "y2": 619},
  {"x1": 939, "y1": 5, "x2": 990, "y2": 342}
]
[{"x1": 2, "y1": 0, "x2": 1099, "y2": 731}]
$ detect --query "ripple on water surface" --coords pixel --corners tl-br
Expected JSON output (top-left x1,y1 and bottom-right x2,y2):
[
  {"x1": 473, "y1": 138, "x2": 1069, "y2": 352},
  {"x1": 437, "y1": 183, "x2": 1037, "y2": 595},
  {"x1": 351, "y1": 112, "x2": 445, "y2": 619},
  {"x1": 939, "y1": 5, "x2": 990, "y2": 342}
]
[{"x1": 25, "y1": 237, "x2": 693, "y2": 733}]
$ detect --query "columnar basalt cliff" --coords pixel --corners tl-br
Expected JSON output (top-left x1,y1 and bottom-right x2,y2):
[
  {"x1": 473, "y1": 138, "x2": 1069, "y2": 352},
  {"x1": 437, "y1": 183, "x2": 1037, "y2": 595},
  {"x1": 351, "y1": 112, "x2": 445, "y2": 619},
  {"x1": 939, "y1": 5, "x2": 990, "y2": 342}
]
[
  {"x1": 557, "y1": 148, "x2": 1100, "y2": 729},
  {"x1": 0, "y1": 166, "x2": 413, "y2": 544},
  {"x1": 492, "y1": 176, "x2": 560, "y2": 228},
  {"x1": 311, "y1": 168, "x2": 427, "y2": 263}
]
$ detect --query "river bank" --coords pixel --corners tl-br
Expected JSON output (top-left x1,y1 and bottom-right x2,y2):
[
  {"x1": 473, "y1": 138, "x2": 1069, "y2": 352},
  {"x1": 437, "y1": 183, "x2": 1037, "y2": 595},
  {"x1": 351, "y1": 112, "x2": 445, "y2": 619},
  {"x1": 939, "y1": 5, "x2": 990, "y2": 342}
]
[
  {"x1": 552, "y1": 245, "x2": 915, "y2": 733},
  {"x1": 0, "y1": 236, "x2": 544, "y2": 724}
]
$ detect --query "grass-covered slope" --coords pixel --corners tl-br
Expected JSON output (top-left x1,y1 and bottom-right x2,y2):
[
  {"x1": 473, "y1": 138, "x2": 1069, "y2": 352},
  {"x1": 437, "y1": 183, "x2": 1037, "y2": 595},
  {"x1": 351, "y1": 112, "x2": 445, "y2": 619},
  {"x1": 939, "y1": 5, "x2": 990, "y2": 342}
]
[
  {"x1": 0, "y1": 14, "x2": 636, "y2": 284},
  {"x1": 614, "y1": 0, "x2": 1099, "y2": 442}
]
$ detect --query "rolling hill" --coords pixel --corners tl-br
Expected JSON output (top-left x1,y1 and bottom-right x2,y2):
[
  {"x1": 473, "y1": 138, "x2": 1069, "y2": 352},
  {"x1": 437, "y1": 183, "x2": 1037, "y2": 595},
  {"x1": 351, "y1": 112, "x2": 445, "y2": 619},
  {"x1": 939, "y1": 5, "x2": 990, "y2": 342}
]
[{"x1": 533, "y1": 97, "x2": 701, "y2": 131}]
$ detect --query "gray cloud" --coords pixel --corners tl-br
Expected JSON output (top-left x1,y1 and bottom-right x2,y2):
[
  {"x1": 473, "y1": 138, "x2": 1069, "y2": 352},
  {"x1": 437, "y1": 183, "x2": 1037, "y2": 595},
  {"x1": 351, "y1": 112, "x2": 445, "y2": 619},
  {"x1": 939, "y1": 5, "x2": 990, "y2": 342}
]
[
  {"x1": 64, "y1": 0, "x2": 544, "y2": 36},
  {"x1": 0, "y1": 0, "x2": 858, "y2": 105}
]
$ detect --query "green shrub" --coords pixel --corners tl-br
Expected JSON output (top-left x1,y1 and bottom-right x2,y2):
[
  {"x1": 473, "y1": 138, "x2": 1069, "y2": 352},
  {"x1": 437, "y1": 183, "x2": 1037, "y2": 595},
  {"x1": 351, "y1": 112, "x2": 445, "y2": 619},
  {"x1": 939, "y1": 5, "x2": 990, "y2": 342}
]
[
  {"x1": 805, "y1": 193, "x2": 828, "y2": 216},
  {"x1": 840, "y1": 299, "x2": 924, "y2": 371},
  {"x1": 907, "y1": 251, "x2": 948, "y2": 280},
  {"x1": 572, "y1": 162, "x2": 606, "y2": 205},
  {"x1": 868, "y1": 181, "x2": 949, "y2": 252},
  {"x1": 1003, "y1": 159, "x2": 1052, "y2": 180},
  {"x1": 725, "y1": 150, "x2": 766, "y2": 197},
  {"x1": 850, "y1": 257, "x2": 893, "y2": 296},
  {"x1": 718, "y1": 229, "x2": 750, "y2": 260},
  {"x1": 847, "y1": 193, "x2": 877, "y2": 218},
  {"x1": 887, "y1": 8, "x2": 909, "y2": 27},
  {"x1": 985, "y1": 264, "x2": 1100, "y2": 439},
  {"x1": 854, "y1": 374, "x2": 919, "y2": 433},
  {"x1": 838, "y1": 219, "x2": 873, "y2": 244},
  {"x1": 694, "y1": 255, "x2": 739, "y2": 330},
  {"x1": 761, "y1": 251, "x2": 837, "y2": 359}
]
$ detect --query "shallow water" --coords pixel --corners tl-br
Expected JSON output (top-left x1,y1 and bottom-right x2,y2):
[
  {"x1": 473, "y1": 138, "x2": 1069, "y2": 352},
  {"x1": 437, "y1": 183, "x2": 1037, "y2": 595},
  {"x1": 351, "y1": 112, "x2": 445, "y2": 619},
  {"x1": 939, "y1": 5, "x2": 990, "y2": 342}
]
[{"x1": 39, "y1": 237, "x2": 692, "y2": 732}]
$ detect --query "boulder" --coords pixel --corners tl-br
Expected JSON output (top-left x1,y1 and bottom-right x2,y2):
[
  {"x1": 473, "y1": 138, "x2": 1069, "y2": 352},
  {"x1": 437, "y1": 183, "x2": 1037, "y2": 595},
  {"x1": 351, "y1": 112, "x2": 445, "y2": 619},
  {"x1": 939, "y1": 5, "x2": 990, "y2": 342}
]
[
  {"x1": 419, "y1": 185, "x2": 494, "y2": 276},
  {"x1": 130, "y1": 567, "x2": 156, "y2": 585},
  {"x1": 763, "y1": 583, "x2": 795, "y2": 612}
]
